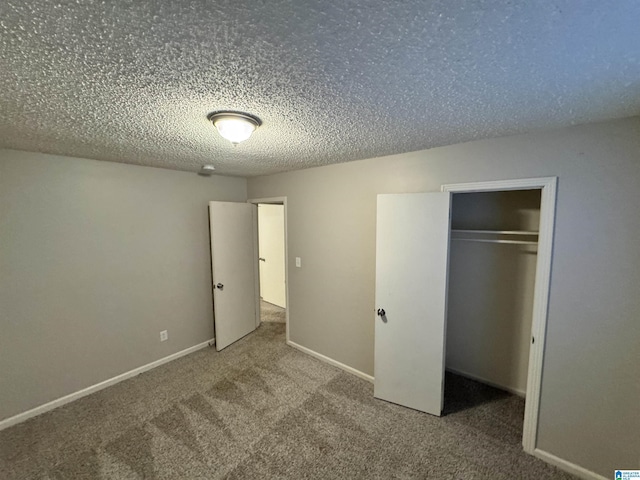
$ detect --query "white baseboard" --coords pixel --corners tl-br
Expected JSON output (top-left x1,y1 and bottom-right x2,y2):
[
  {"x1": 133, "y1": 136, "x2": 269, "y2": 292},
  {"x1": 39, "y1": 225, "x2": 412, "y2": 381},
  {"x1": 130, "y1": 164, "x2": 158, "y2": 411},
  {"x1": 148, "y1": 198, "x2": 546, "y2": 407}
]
[
  {"x1": 0, "y1": 337, "x2": 608, "y2": 480},
  {"x1": 446, "y1": 366, "x2": 526, "y2": 397},
  {"x1": 286, "y1": 340, "x2": 374, "y2": 383},
  {"x1": 533, "y1": 449, "x2": 607, "y2": 480},
  {"x1": 0, "y1": 338, "x2": 215, "y2": 431},
  {"x1": 446, "y1": 369, "x2": 608, "y2": 478}
]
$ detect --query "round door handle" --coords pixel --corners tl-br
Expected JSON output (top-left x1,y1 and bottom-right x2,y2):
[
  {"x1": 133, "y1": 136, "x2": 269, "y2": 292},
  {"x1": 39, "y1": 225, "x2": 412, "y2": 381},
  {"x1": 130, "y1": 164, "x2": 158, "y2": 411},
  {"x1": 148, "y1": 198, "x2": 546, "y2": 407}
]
[
  {"x1": 216, "y1": 283, "x2": 224, "y2": 290},
  {"x1": 377, "y1": 308, "x2": 386, "y2": 316}
]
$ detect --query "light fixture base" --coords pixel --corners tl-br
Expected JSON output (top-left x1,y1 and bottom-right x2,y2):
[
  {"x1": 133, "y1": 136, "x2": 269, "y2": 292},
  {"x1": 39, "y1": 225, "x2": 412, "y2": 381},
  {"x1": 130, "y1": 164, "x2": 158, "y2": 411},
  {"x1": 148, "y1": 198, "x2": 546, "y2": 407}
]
[
  {"x1": 198, "y1": 164, "x2": 216, "y2": 176},
  {"x1": 208, "y1": 111, "x2": 261, "y2": 144}
]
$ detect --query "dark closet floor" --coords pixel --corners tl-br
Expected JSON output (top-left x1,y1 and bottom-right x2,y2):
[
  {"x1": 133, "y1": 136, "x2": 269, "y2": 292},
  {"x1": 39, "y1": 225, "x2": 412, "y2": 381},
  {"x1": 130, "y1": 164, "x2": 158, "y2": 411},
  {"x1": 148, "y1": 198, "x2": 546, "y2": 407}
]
[{"x1": 444, "y1": 371, "x2": 528, "y2": 447}]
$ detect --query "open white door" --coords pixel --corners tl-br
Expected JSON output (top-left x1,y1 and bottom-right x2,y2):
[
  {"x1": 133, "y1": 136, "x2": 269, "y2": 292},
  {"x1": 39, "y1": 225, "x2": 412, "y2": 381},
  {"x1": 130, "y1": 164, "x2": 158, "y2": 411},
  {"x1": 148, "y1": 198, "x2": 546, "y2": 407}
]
[
  {"x1": 374, "y1": 193, "x2": 451, "y2": 415},
  {"x1": 209, "y1": 201, "x2": 259, "y2": 351}
]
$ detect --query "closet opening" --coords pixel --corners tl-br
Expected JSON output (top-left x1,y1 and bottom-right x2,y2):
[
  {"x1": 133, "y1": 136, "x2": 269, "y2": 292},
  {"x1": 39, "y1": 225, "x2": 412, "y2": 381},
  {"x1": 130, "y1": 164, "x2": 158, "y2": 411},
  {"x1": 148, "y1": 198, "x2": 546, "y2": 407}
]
[{"x1": 443, "y1": 189, "x2": 542, "y2": 440}]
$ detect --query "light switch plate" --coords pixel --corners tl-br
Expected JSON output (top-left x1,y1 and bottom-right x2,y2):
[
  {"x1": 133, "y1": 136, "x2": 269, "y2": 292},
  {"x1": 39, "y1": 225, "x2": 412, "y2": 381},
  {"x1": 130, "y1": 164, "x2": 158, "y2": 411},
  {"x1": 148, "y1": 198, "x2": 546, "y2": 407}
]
[{"x1": 295, "y1": 257, "x2": 301, "y2": 268}]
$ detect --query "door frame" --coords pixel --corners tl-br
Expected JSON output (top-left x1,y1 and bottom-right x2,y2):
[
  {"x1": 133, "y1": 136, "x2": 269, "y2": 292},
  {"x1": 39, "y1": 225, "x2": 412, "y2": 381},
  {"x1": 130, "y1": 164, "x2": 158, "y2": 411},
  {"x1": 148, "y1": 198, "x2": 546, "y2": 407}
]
[
  {"x1": 441, "y1": 177, "x2": 557, "y2": 455},
  {"x1": 248, "y1": 196, "x2": 290, "y2": 343}
]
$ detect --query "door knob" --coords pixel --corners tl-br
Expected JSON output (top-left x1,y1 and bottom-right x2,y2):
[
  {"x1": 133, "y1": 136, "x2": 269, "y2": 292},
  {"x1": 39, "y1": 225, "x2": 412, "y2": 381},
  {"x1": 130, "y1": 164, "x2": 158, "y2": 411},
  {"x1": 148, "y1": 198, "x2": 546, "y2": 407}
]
[
  {"x1": 216, "y1": 283, "x2": 224, "y2": 290},
  {"x1": 259, "y1": 257, "x2": 266, "y2": 262},
  {"x1": 377, "y1": 308, "x2": 386, "y2": 316}
]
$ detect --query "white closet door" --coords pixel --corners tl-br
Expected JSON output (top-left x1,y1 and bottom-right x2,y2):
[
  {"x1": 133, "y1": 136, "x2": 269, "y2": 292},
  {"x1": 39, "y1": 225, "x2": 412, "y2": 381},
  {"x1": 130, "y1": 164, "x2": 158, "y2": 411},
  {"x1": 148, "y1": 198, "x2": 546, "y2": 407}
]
[
  {"x1": 374, "y1": 193, "x2": 451, "y2": 415},
  {"x1": 209, "y1": 201, "x2": 259, "y2": 351}
]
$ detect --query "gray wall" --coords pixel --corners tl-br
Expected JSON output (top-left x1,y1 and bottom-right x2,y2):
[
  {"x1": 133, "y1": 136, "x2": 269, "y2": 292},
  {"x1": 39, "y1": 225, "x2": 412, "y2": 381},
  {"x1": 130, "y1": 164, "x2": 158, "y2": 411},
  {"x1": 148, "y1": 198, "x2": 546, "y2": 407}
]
[
  {"x1": 247, "y1": 117, "x2": 640, "y2": 476},
  {"x1": 0, "y1": 149, "x2": 247, "y2": 420}
]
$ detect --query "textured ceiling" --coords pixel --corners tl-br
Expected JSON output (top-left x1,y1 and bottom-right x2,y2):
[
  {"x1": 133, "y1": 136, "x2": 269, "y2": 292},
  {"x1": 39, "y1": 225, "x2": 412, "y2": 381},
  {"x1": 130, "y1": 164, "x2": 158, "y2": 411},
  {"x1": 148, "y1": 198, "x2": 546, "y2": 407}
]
[{"x1": 1, "y1": 1, "x2": 639, "y2": 177}]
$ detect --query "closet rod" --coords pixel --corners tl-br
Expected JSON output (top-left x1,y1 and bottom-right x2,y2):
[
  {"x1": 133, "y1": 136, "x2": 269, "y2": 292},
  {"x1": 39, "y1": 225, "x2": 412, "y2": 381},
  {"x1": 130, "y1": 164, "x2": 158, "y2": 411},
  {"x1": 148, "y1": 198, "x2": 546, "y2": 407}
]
[
  {"x1": 451, "y1": 238, "x2": 538, "y2": 245},
  {"x1": 451, "y1": 229, "x2": 539, "y2": 236}
]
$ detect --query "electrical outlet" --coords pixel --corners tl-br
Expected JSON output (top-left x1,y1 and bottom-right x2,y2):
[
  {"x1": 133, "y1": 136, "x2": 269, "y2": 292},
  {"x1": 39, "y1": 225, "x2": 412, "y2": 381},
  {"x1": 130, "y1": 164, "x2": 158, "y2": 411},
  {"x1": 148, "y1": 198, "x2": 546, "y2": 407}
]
[{"x1": 160, "y1": 330, "x2": 168, "y2": 342}]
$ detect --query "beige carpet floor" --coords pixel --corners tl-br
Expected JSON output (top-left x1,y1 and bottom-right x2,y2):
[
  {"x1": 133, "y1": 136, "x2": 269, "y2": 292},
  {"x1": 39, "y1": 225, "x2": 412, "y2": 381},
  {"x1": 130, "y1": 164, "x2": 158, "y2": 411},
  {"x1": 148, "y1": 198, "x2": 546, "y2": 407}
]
[
  {"x1": 260, "y1": 299, "x2": 285, "y2": 323},
  {"x1": 0, "y1": 323, "x2": 575, "y2": 479}
]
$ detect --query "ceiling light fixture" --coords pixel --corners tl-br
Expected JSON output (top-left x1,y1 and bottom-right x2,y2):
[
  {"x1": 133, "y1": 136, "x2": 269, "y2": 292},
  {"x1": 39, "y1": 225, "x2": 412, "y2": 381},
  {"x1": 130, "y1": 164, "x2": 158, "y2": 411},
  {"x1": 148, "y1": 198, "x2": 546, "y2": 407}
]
[
  {"x1": 208, "y1": 111, "x2": 261, "y2": 144},
  {"x1": 199, "y1": 164, "x2": 216, "y2": 176}
]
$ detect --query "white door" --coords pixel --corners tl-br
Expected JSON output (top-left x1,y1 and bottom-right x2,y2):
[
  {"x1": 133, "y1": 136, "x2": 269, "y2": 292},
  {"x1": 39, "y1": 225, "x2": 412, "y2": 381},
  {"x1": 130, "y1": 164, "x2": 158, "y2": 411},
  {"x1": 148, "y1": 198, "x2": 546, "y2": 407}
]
[
  {"x1": 258, "y1": 204, "x2": 286, "y2": 307},
  {"x1": 374, "y1": 193, "x2": 451, "y2": 415},
  {"x1": 209, "y1": 201, "x2": 259, "y2": 351}
]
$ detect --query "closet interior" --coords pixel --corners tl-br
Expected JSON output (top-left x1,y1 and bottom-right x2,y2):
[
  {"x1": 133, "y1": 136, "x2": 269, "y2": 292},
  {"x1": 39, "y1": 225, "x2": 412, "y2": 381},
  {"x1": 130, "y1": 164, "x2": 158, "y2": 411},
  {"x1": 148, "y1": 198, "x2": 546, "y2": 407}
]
[{"x1": 445, "y1": 189, "x2": 542, "y2": 413}]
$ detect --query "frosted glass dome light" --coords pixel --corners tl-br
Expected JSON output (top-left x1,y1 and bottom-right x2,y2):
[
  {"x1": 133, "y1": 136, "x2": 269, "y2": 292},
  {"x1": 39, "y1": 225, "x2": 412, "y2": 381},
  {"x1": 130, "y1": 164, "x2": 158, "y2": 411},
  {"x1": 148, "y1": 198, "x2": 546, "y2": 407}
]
[{"x1": 208, "y1": 112, "x2": 260, "y2": 144}]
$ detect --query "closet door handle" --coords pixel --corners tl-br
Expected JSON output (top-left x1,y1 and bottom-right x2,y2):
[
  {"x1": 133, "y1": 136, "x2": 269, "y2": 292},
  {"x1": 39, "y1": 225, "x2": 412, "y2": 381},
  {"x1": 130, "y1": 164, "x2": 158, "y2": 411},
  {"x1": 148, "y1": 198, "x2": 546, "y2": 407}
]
[
  {"x1": 377, "y1": 308, "x2": 386, "y2": 317},
  {"x1": 216, "y1": 283, "x2": 224, "y2": 290}
]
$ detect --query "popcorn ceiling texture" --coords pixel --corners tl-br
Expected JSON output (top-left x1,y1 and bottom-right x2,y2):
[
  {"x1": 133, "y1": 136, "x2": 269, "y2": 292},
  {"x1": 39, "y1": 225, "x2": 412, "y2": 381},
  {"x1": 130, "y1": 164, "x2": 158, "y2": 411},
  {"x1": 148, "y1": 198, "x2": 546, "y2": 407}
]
[{"x1": 1, "y1": 0, "x2": 639, "y2": 177}]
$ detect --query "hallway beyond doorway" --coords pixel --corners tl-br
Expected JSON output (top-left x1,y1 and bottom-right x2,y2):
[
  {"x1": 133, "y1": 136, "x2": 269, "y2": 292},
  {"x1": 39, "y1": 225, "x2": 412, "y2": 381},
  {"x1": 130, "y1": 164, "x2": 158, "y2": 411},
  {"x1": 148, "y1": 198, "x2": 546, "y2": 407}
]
[{"x1": 260, "y1": 300, "x2": 285, "y2": 323}]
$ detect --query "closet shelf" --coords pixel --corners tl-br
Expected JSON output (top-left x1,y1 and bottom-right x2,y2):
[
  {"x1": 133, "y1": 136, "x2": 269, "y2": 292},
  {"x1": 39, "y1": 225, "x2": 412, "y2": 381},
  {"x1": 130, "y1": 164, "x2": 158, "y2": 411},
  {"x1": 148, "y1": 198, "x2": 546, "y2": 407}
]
[
  {"x1": 451, "y1": 229, "x2": 539, "y2": 236},
  {"x1": 450, "y1": 229, "x2": 539, "y2": 246},
  {"x1": 452, "y1": 238, "x2": 538, "y2": 245}
]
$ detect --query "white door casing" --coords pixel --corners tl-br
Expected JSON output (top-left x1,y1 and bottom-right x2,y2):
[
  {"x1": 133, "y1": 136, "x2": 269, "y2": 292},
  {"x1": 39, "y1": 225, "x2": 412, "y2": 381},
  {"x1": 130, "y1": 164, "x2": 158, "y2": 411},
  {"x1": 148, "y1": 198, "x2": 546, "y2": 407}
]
[
  {"x1": 442, "y1": 177, "x2": 557, "y2": 454},
  {"x1": 374, "y1": 192, "x2": 452, "y2": 415},
  {"x1": 209, "y1": 201, "x2": 259, "y2": 351},
  {"x1": 248, "y1": 196, "x2": 290, "y2": 342}
]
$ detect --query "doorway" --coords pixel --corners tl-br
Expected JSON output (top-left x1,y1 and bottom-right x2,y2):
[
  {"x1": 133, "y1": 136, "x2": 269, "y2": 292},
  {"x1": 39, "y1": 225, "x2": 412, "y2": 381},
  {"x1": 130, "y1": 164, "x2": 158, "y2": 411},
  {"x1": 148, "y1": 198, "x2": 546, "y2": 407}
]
[
  {"x1": 443, "y1": 188, "x2": 541, "y2": 450},
  {"x1": 373, "y1": 177, "x2": 556, "y2": 456},
  {"x1": 249, "y1": 197, "x2": 290, "y2": 342},
  {"x1": 442, "y1": 177, "x2": 557, "y2": 454}
]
